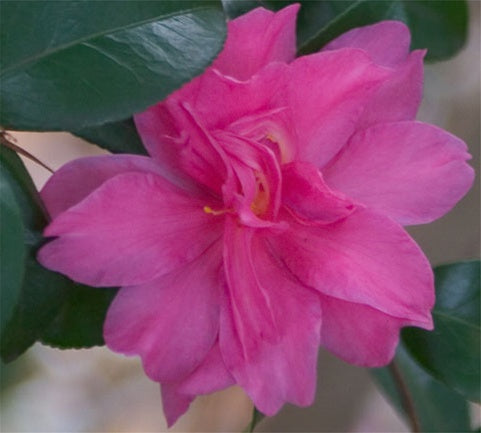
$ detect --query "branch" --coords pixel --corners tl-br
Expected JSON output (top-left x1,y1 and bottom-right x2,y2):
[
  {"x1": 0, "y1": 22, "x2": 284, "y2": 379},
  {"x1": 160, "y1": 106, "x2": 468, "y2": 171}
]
[
  {"x1": 0, "y1": 130, "x2": 54, "y2": 173},
  {"x1": 388, "y1": 361, "x2": 421, "y2": 433}
]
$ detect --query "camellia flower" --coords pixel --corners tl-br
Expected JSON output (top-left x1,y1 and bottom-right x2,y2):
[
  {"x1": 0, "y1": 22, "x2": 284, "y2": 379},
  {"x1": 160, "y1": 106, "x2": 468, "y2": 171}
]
[{"x1": 38, "y1": 4, "x2": 474, "y2": 426}]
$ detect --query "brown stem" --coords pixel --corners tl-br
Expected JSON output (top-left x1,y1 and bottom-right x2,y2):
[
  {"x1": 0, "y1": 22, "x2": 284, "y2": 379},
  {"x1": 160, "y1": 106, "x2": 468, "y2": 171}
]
[
  {"x1": 0, "y1": 130, "x2": 54, "y2": 173},
  {"x1": 388, "y1": 361, "x2": 421, "y2": 433}
]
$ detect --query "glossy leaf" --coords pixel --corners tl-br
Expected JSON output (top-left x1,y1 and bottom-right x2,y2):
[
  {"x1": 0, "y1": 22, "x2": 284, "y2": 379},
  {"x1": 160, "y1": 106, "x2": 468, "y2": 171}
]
[
  {"x1": 73, "y1": 118, "x2": 147, "y2": 155},
  {"x1": 372, "y1": 343, "x2": 471, "y2": 432},
  {"x1": 1, "y1": 1, "x2": 226, "y2": 130},
  {"x1": 403, "y1": 261, "x2": 480, "y2": 402},
  {"x1": 0, "y1": 181, "x2": 25, "y2": 335}
]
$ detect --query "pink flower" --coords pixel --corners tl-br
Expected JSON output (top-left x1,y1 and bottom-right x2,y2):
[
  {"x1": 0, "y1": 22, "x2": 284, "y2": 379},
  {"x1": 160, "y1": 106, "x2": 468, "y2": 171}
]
[{"x1": 38, "y1": 5, "x2": 474, "y2": 425}]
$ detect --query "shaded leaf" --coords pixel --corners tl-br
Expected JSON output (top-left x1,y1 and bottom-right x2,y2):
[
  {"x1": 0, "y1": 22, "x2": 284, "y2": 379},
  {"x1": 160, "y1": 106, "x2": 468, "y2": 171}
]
[
  {"x1": 222, "y1": 0, "x2": 263, "y2": 19},
  {"x1": 1, "y1": 1, "x2": 226, "y2": 130},
  {"x1": 372, "y1": 343, "x2": 471, "y2": 432},
  {"x1": 41, "y1": 286, "x2": 118, "y2": 349},
  {"x1": 262, "y1": 0, "x2": 468, "y2": 62},
  {"x1": 73, "y1": 118, "x2": 147, "y2": 155},
  {"x1": 1, "y1": 254, "x2": 71, "y2": 362},
  {"x1": 403, "y1": 261, "x2": 480, "y2": 402},
  {"x1": 0, "y1": 144, "x2": 47, "y2": 232},
  {"x1": 393, "y1": 0, "x2": 468, "y2": 61},
  {"x1": 0, "y1": 147, "x2": 117, "y2": 360},
  {"x1": 0, "y1": 182, "x2": 25, "y2": 335}
]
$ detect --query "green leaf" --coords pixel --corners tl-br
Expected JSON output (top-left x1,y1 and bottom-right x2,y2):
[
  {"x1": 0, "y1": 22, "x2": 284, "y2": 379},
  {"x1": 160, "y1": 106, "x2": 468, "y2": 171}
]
[
  {"x1": 0, "y1": 145, "x2": 48, "y2": 233},
  {"x1": 0, "y1": 181, "x2": 25, "y2": 335},
  {"x1": 41, "y1": 286, "x2": 118, "y2": 349},
  {"x1": 263, "y1": 0, "x2": 356, "y2": 51},
  {"x1": 262, "y1": 0, "x2": 468, "y2": 62},
  {"x1": 372, "y1": 343, "x2": 472, "y2": 432},
  {"x1": 73, "y1": 118, "x2": 147, "y2": 155},
  {"x1": 1, "y1": 252, "x2": 118, "y2": 361},
  {"x1": 222, "y1": 0, "x2": 263, "y2": 19},
  {"x1": 1, "y1": 1, "x2": 227, "y2": 130},
  {"x1": 0, "y1": 147, "x2": 117, "y2": 361},
  {"x1": 296, "y1": 0, "x2": 396, "y2": 55},
  {"x1": 392, "y1": 0, "x2": 468, "y2": 61},
  {"x1": 243, "y1": 407, "x2": 265, "y2": 433},
  {"x1": 1, "y1": 254, "x2": 72, "y2": 362},
  {"x1": 403, "y1": 261, "x2": 480, "y2": 402}
]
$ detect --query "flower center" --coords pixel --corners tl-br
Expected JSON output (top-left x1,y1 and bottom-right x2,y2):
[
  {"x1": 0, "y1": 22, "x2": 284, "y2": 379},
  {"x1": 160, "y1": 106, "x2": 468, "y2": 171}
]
[{"x1": 250, "y1": 171, "x2": 270, "y2": 216}]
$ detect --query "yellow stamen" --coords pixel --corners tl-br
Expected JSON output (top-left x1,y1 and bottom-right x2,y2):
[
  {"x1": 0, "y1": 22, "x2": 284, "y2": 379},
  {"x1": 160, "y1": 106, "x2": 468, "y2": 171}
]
[
  {"x1": 264, "y1": 132, "x2": 290, "y2": 163},
  {"x1": 203, "y1": 206, "x2": 228, "y2": 216},
  {"x1": 265, "y1": 133, "x2": 276, "y2": 143},
  {"x1": 250, "y1": 172, "x2": 270, "y2": 216}
]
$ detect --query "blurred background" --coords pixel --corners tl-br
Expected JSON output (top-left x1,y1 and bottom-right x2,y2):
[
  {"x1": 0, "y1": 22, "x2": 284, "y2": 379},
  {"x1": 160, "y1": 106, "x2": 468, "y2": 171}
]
[{"x1": 1, "y1": 2, "x2": 479, "y2": 431}]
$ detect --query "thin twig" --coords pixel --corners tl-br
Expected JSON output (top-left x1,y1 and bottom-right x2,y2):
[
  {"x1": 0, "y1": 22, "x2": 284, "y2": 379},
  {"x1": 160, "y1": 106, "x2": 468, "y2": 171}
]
[
  {"x1": 0, "y1": 130, "x2": 54, "y2": 173},
  {"x1": 388, "y1": 361, "x2": 421, "y2": 433}
]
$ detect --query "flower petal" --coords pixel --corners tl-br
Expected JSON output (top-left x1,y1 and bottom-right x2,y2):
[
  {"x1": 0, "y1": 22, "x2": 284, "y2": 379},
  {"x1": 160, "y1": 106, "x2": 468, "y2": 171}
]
[
  {"x1": 104, "y1": 242, "x2": 222, "y2": 383},
  {"x1": 323, "y1": 121, "x2": 475, "y2": 225},
  {"x1": 161, "y1": 386, "x2": 192, "y2": 428},
  {"x1": 322, "y1": 21, "x2": 411, "y2": 67},
  {"x1": 282, "y1": 161, "x2": 355, "y2": 224},
  {"x1": 319, "y1": 294, "x2": 410, "y2": 367},
  {"x1": 161, "y1": 342, "x2": 235, "y2": 427},
  {"x1": 135, "y1": 63, "x2": 290, "y2": 171},
  {"x1": 213, "y1": 4, "x2": 299, "y2": 80},
  {"x1": 220, "y1": 217, "x2": 322, "y2": 415},
  {"x1": 269, "y1": 209, "x2": 434, "y2": 327},
  {"x1": 286, "y1": 48, "x2": 393, "y2": 167},
  {"x1": 321, "y1": 21, "x2": 424, "y2": 125},
  {"x1": 41, "y1": 154, "x2": 168, "y2": 218},
  {"x1": 39, "y1": 172, "x2": 223, "y2": 286},
  {"x1": 360, "y1": 50, "x2": 425, "y2": 126}
]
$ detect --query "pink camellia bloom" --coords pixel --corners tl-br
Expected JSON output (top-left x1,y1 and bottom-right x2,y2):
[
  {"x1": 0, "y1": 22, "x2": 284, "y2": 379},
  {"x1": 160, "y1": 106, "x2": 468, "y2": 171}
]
[{"x1": 38, "y1": 5, "x2": 474, "y2": 425}]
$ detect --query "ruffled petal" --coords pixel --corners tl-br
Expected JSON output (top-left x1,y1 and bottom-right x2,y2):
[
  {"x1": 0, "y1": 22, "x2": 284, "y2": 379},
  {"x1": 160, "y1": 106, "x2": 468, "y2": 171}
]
[
  {"x1": 41, "y1": 154, "x2": 169, "y2": 218},
  {"x1": 161, "y1": 342, "x2": 235, "y2": 427},
  {"x1": 39, "y1": 172, "x2": 223, "y2": 286},
  {"x1": 104, "y1": 242, "x2": 222, "y2": 383},
  {"x1": 282, "y1": 161, "x2": 355, "y2": 224},
  {"x1": 135, "y1": 64, "x2": 289, "y2": 170},
  {"x1": 319, "y1": 294, "x2": 412, "y2": 367},
  {"x1": 323, "y1": 121, "x2": 475, "y2": 225},
  {"x1": 220, "y1": 217, "x2": 322, "y2": 415},
  {"x1": 285, "y1": 48, "x2": 393, "y2": 167},
  {"x1": 322, "y1": 21, "x2": 411, "y2": 67},
  {"x1": 183, "y1": 65, "x2": 288, "y2": 131},
  {"x1": 133, "y1": 104, "x2": 203, "y2": 190},
  {"x1": 213, "y1": 4, "x2": 299, "y2": 80},
  {"x1": 268, "y1": 209, "x2": 434, "y2": 327}
]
